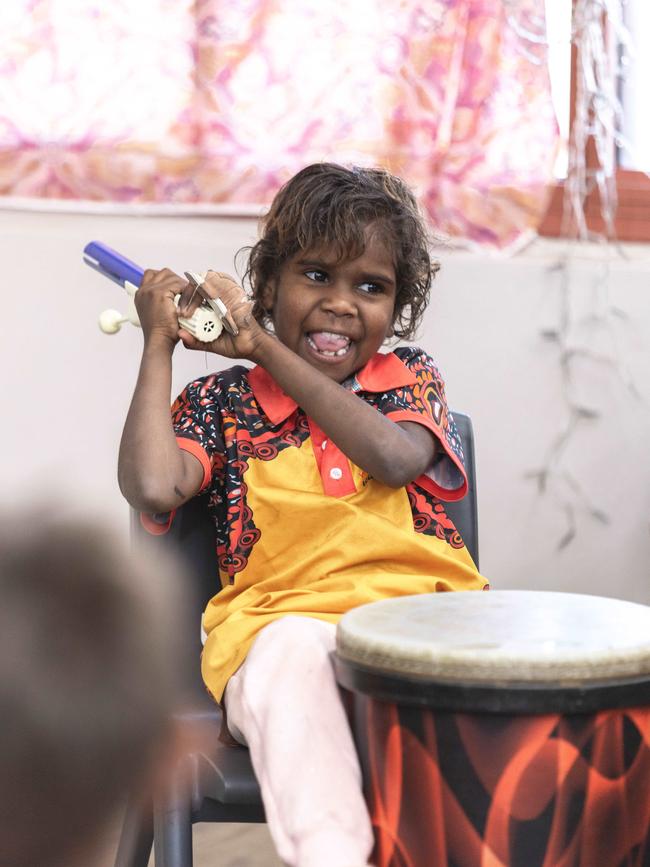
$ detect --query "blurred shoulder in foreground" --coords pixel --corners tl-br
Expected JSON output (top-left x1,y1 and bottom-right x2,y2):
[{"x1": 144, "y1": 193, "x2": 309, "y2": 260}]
[{"x1": 0, "y1": 504, "x2": 194, "y2": 867}]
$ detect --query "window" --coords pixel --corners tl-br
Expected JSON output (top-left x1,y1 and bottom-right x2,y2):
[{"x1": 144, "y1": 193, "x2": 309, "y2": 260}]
[{"x1": 539, "y1": 0, "x2": 650, "y2": 242}]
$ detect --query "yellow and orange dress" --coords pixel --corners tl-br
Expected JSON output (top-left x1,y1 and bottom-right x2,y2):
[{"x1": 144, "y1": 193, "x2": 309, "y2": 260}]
[{"x1": 143, "y1": 346, "x2": 488, "y2": 702}]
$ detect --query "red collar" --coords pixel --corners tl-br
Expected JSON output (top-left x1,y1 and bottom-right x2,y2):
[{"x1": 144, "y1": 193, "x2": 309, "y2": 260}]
[{"x1": 247, "y1": 351, "x2": 416, "y2": 424}]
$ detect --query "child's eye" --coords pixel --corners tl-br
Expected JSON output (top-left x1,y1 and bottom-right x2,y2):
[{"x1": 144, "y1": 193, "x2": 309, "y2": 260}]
[
  {"x1": 358, "y1": 281, "x2": 383, "y2": 295},
  {"x1": 305, "y1": 269, "x2": 328, "y2": 283}
]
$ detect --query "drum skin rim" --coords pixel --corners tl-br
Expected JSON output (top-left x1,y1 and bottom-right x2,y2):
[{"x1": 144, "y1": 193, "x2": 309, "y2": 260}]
[
  {"x1": 336, "y1": 591, "x2": 650, "y2": 687},
  {"x1": 333, "y1": 654, "x2": 650, "y2": 714}
]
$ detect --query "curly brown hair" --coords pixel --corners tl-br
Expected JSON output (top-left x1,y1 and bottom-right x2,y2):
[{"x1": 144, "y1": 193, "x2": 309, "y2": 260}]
[{"x1": 239, "y1": 162, "x2": 438, "y2": 340}]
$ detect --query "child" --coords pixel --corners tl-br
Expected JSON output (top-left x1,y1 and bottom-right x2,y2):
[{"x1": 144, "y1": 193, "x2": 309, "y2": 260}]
[
  {"x1": 0, "y1": 506, "x2": 188, "y2": 867},
  {"x1": 118, "y1": 162, "x2": 488, "y2": 867}
]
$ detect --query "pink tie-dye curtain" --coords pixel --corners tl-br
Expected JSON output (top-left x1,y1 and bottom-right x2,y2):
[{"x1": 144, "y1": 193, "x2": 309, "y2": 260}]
[{"x1": 0, "y1": 0, "x2": 558, "y2": 249}]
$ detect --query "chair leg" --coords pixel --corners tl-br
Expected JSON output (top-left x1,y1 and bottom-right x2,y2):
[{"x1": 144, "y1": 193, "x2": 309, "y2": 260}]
[
  {"x1": 153, "y1": 766, "x2": 193, "y2": 867},
  {"x1": 114, "y1": 791, "x2": 154, "y2": 867}
]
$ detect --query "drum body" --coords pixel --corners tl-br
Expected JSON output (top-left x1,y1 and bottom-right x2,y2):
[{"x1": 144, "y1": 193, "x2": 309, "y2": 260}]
[{"x1": 335, "y1": 591, "x2": 650, "y2": 867}]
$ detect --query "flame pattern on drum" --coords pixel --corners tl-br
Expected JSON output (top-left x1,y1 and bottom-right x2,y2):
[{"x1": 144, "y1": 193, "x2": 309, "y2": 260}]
[{"x1": 355, "y1": 699, "x2": 650, "y2": 867}]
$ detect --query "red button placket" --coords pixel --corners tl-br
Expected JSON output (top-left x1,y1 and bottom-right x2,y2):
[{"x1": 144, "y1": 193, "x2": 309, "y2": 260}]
[{"x1": 307, "y1": 419, "x2": 357, "y2": 497}]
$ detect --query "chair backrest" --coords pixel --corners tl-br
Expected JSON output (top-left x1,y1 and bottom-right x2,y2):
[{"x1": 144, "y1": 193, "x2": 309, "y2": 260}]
[
  {"x1": 131, "y1": 410, "x2": 479, "y2": 693},
  {"x1": 132, "y1": 497, "x2": 220, "y2": 615},
  {"x1": 132, "y1": 499, "x2": 219, "y2": 698},
  {"x1": 444, "y1": 411, "x2": 479, "y2": 569}
]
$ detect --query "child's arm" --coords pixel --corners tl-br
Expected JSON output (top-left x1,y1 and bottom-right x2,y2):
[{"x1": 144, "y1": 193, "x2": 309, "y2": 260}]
[
  {"x1": 253, "y1": 339, "x2": 436, "y2": 488},
  {"x1": 118, "y1": 269, "x2": 206, "y2": 513},
  {"x1": 178, "y1": 274, "x2": 437, "y2": 490}
]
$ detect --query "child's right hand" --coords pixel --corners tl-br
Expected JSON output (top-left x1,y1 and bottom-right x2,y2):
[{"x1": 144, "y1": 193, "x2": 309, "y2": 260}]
[{"x1": 135, "y1": 268, "x2": 187, "y2": 348}]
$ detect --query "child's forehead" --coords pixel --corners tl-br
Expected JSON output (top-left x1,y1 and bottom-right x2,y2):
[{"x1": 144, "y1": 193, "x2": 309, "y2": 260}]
[{"x1": 296, "y1": 226, "x2": 396, "y2": 270}]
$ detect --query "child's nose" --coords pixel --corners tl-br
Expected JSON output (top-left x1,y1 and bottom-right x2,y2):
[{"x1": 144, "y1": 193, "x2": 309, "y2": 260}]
[{"x1": 320, "y1": 283, "x2": 356, "y2": 316}]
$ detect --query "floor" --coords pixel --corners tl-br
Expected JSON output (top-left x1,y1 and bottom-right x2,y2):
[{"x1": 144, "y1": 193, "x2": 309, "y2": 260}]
[
  {"x1": 159, "y1": 824, "x2": 283, "y2": 867},
  {"x1": 99, "y1": 821, "x2": 283, "y2": 867}
]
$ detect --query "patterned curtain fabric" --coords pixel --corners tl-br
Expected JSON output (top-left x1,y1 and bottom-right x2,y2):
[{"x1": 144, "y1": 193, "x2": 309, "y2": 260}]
[{"x1": 0, "y1": 0, "x2": 558, "y2": 249}]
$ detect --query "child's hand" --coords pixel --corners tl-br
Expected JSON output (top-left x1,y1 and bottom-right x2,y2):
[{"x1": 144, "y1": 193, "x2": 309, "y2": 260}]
[
  {"x1": 136, "y1": 268, "x2": 186, "y2": 348},
  {"x1": 177, "y1": 271, "x2": 268, "y2": 361}
]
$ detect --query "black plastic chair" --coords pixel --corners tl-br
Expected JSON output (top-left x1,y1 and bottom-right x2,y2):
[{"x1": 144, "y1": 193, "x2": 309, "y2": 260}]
[{"x1": 114, "y1": 411, "x2": 479, "y2": 867}]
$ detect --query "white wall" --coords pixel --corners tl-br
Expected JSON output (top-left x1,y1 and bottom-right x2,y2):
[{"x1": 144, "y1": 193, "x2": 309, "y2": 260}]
[{"x1": 2, "y1": 208, "x2": 649, "y2": 603}]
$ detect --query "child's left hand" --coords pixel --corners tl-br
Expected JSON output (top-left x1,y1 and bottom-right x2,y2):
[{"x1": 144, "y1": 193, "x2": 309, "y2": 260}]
[{"x1": 177, "y1": 271, "x2": 268, "y2": 361}]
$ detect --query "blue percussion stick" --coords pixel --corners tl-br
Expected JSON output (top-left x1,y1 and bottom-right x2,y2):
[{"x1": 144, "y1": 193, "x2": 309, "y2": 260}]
[{"x1": 83, "y1": 240, "x2": 144, "y2": 289}]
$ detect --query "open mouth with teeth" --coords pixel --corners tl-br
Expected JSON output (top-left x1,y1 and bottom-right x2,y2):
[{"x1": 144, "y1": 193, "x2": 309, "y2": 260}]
[{"x1": 305, "y1": 331, "x2": 353, "y2": 359}]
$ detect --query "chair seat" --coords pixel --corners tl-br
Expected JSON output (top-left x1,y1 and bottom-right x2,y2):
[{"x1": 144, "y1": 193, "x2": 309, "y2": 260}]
[{"x1": 178, "y1": 706, "x2": 263, "y2": 808}]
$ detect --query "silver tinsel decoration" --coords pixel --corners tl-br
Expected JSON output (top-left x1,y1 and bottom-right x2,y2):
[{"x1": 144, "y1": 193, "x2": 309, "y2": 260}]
[
  {"x1": 523, "y1": 0, "x2": 640, "y2": 548},
  {"x1": 563, "y1": 0, "x2": 634, "y2": 240}
]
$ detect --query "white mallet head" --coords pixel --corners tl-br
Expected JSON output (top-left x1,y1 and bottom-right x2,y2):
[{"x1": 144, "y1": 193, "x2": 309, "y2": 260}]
[{"x1": 99, "y1": 309, "x2": 128, "y2": 334}]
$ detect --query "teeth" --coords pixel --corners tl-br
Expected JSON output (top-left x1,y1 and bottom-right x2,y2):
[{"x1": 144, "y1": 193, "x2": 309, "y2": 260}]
[
  {"x1": 320, "y1": 331, "x2": 350, "y2": 342},
  {"x1": 306, "y1": 334, "x2": 351, "y2": 357}
]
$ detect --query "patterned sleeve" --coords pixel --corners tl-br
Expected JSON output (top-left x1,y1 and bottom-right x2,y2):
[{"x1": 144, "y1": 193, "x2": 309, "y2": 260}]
[
  {"x1": 374, "y1": 347, "x2": 467, "y2": 501},
  {"x1": 171, "y1": 374, "x2": 226, "y2": 492}
]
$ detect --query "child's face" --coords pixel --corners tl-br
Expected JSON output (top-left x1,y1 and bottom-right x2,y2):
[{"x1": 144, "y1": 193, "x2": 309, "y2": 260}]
[{"x1": 262, "y1": 227, "x2": 397, "y2": 382}]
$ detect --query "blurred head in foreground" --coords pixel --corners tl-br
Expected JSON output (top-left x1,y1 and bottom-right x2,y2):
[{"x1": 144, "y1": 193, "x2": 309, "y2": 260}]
[{"x1": 0, "y1": 507, "x2": 189, "y2": 867}]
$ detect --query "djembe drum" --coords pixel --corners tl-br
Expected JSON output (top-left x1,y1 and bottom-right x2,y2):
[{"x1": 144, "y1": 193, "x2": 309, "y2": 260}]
[{"x1": 334, "y1": 590, "x2": 650, "y2": 867}]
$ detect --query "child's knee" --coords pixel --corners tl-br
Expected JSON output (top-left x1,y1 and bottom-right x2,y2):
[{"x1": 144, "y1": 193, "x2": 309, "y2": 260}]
[{"x1": 242, "y1": 616, "x2": 336, "y2": 686}]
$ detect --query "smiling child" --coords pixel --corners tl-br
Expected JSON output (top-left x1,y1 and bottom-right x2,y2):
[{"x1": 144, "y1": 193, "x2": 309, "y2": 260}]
[{"x1": 118, "y1": 162, "x2": 487, "y2": 867}]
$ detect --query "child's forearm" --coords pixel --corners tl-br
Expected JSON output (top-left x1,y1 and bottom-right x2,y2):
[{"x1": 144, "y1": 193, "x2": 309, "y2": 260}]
[
  {"x1": 253, "y1": 335, "x2": 435, "y2": 488},
  {"x1": 118, "y1": 338, "x2": 203, "y2": 512}
]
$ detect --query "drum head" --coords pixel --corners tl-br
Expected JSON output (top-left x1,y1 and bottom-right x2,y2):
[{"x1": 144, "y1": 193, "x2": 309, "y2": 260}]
[{"x1": 335, "y1": 591, "x2": 650, "y2": 712}]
